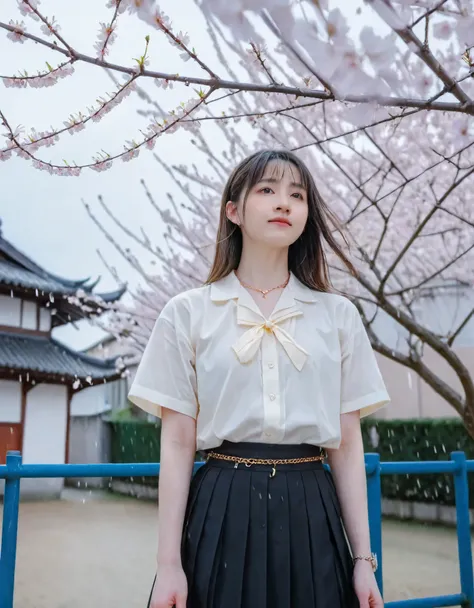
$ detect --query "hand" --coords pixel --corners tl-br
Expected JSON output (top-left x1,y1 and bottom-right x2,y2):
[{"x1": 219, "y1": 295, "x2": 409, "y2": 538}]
[
  {"x1": 149, "y1": 563, "x2": 188, "y2": 608},
  {"x1": 353, "y1": 560, "x2": 384, "y2": 607}
]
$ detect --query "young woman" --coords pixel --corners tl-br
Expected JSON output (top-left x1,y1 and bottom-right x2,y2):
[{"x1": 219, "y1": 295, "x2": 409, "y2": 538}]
[{"x1": 128, "y1": 149, "x2": 390, "y2": 608}]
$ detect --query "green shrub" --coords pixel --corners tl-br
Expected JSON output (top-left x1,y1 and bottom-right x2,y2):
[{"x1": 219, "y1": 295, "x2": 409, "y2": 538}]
[
  {"x1": 361, "y1": 418, "x2": 474, "y2": 507},
  {"x1": 109, "y1": 418, "x2": 474, "y2": 504},
  {"x1": 109, "y1": 419, "x2": 161, "y2": 487},
  {"x1": 108, "y1": 419, "x2": 203, "y2": 487}
]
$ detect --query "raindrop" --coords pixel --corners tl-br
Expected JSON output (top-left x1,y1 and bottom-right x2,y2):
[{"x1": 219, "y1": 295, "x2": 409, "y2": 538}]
[
  {"x1": 268, "y1": 493, "x2": 272, "y2": 500},
  {"x1": 224, "y1": 562, "x2": 227, "y2": 569},
  {"x1": 259, "y1": 493, "x2": 262, "y2": 499}
]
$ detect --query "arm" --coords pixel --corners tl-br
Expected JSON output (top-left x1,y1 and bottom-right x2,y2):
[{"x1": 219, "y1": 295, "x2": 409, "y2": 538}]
[
  {"x1": 326, "y1": 410, "x2": 371, "y2": 561},
  {"x1": 327, "y1": 411, "x2": 384, "y2": 607},
  {"x1": 156, "y1": 408, "x2": 197, "y2": 568}
]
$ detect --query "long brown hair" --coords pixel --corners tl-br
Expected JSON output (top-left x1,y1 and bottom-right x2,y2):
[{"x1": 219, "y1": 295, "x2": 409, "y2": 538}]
[{"x1": 205, "y1": 149, "x2": 357, "y2": 292}]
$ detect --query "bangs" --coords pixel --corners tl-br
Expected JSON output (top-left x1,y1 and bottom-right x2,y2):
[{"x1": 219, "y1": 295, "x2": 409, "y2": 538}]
[{"x1": 238, "y1": 151, "x2": 310, "y2": 205}]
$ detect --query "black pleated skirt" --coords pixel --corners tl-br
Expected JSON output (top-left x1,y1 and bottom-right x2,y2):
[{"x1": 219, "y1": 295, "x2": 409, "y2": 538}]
[{"x1": 148, "y1": 441, "x2": 358, "y2": 608}]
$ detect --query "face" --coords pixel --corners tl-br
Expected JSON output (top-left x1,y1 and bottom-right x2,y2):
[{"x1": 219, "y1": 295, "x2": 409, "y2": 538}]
[{"x1": 226, "y1": 161, "x2": 309, "y2": 248}]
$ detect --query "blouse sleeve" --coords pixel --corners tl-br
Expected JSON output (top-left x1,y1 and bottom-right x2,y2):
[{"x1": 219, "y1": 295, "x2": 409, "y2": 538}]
[
  {"x1": 340, "y1": 301, "x2": 390, "y2": 418},
  {"x1": 128, "y1": 301, "x2": 198, "y2": 419}
]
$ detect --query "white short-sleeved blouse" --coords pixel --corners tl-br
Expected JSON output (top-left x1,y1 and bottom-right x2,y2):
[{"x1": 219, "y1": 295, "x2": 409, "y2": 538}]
[{"x1": 128, "y1": 271, "x2": 390, "y2": 450}]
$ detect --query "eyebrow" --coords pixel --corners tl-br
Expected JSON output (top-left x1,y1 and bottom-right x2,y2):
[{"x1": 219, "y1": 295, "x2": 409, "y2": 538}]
[{"x1": 258, "y1": 177, "x2": 306, "y2": 189}]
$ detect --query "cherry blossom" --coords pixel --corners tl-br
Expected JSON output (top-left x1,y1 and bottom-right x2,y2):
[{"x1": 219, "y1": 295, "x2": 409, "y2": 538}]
[
  {"x1": 6, "y1": 19, "x2": 26, "y2": 43},
  {"x1": 90, "y1": 159, "x2": 113, "y2": 172},
  {"x1": 0, "y1": 149, "x2": 13, "y2": 162},
  {"x1": 456, "y1": 15, "x2": 474, "y2": 47},
  {"x1": 40, "y1": 15, "x2": 59, "y2": 36},
  {"x1": 17, "y1": 0, "x2": 40, "y2": 20},
  {"x1": 95, "y1": 21, "x2": 118, "y2": 58},
  {"x1": 433, "y1": 21, "x2": 453, "y2": 41}
]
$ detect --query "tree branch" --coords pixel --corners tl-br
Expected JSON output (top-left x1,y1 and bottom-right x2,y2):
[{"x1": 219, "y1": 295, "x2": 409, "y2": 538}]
[
  {"x1": 367, "y1": 0, "x2": 473, "y2": 107},
  {"x1": 355, "y1": 300, "x2": 465, "y2": 417},
  {"x1": 448, "y1": 306, "x2": 474, "y2": 347},
  {"x1": 2, "y1": 20, "x2": 474, "y2": 115}
]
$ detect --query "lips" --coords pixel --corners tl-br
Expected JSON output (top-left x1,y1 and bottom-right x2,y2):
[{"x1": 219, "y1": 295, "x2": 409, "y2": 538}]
[{"x1": 269, "y1": 218, "x2": 292, "y2": 226}]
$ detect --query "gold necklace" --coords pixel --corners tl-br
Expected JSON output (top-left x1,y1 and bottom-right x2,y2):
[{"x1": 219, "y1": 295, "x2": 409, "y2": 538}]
[{"x1": 235, "y1": 271, "x2": 290, "y2": 299}]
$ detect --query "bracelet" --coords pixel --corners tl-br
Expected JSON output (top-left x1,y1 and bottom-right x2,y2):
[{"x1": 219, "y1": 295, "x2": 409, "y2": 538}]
[{"x1": 353, "y1": 553, "x2": 378, "y2": 572}]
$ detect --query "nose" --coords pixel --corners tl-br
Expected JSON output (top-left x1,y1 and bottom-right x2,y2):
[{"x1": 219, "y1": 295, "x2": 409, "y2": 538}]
[{"x1": 275, "y1": 200, "x2": 291, "y2": 214}]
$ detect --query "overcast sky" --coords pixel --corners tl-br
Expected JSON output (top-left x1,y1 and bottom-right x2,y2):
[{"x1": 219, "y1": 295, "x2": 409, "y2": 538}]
[{"x1": 0, "y1": 0, "x2": 378, "y2": 350}]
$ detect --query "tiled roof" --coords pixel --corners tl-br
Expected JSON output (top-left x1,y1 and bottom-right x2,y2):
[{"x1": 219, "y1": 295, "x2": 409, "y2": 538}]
[
  {"x1": 0, "y1": 236, "x2": 126, "y2": 301},
  {"x1": 0, "y1": 331, "x2": 122, "y2": 382},
  {"x1": 0, "y1": 259, "x2": 72, "y2": 294}
]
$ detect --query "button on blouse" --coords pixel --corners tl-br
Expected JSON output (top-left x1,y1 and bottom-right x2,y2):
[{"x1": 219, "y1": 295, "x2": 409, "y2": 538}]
[{"x1": 128, "y1": 272, "x2": 390, "y2": 451}]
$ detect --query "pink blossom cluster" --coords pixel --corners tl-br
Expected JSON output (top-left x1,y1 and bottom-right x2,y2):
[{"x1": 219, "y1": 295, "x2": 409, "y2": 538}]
[
  {"x1": 200, "y1": 0, "x2": 474, "y2": 99},
  {"x1": 6, "y1": 19, "x2": 26, "y2": 43},
  {"x1": 3, "y1": 63, "x2": 75, "y2": 89},
  {"x1": 17, "y1": 0, "x2": 40, "y2": 19},
  {"x1": 105, "y1": 0, "x2": 193, "y2": 62},
  {"x1": 0, "y1": 77, "x2": 140, "y2": 165},
  {"x1": 94, "y1": 21, "x2": 118, "y2": 59},
  {"x1": 31, "y1": 160, "x2": 81, "y2": 176},
  {"x1": 39, "y1": 15, "x2": 60, "y2": 36}
]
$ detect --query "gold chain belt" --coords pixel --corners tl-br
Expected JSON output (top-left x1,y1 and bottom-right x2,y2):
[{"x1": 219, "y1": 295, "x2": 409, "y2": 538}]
[{"x1": 206, "y1": 449, "x2": 327, "y2": 478}]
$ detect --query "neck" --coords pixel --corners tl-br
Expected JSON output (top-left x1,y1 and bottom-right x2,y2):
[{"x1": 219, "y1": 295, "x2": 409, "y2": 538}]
[{"x1": 236, "y1": 244, "x2": 289, "y2": 288}]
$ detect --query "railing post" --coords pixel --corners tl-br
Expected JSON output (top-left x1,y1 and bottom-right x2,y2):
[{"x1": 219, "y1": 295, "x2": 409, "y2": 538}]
[
  {"x1": 451, "y1": 451, "x2": 474, "y2": 607},
  {"x1": 366, "y1": 452, "x2": 383, "y2": 596},
  {"x1": 0, "y1": 450, "x2": 22, "y2": 608}
]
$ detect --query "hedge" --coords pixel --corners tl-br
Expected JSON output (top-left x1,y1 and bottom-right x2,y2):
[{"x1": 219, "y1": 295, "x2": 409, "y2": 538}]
[
  {"x1": 360, "y1": 418, "x2": 474, "y2": 507},
  {"x1": 109, "y1": 418, "x2": 474, "y2": 505},
  {"x1": 109, "y1": 419, "x2": 203, "y2": 487}
]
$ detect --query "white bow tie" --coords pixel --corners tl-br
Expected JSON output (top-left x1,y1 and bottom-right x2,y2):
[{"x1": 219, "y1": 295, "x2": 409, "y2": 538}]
[{"x1": 232, "y1": 305, "x2": 308, "y2": 371}]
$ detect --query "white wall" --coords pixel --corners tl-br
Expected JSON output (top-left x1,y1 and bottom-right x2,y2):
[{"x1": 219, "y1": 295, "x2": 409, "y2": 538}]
[
  {"x1": 0, "y1": 383, "x2": 69, "y2": 498},
  {"x1": 22, "y1": 300, "x2": 37, "y2": 330},
  {"x1": 0, "y1": 380, "x2": 22, "y2": 422},
  {"x1": 22, "y1": 384, "x2": 68, "y2": 464},
  {"x1": 71, "y1": 383, "x2": 111, "y2": 417},
  {"x1": 0, "y1": 295, "x2": 21, "y2": 327},
  {"x1": 39, "y1": 307, "x2": 51, "y2": 332}
]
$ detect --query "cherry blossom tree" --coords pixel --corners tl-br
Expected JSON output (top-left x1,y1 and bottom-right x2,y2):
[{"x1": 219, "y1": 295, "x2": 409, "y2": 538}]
[
  {"x1": 2, "y1": 0, "x2": 474, "y2": 435},
  {"x1": 88, "y1": 83, "x2": 474, "y2": 436},
  {"x1": 1, "y1": 0, "x2": 474, "y2": 172}
]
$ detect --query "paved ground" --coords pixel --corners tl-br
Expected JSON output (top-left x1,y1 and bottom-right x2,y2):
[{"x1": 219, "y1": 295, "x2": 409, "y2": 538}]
[{"x1": 1, "y1": 489, "x2": 472, "y2": 607}]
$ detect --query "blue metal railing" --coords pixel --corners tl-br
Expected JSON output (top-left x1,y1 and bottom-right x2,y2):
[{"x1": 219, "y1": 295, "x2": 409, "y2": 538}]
[{"x1": 0, "y1": 450, "x2": 473, "y2": 607}]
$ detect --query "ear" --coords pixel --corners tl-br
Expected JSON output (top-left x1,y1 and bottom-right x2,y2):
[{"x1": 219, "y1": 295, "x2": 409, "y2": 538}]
[{"x1": 225, "y1": 200, "x2": 240, "y2": 226}]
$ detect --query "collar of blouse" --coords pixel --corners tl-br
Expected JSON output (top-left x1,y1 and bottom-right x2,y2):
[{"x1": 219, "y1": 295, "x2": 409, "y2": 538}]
[{"x1": 210, "y1": 271, "x2": 319, "y2": 372}]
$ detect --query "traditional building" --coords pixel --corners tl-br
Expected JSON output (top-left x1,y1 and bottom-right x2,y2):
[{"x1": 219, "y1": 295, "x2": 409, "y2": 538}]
[{"x1": 0, "y1": 222, "x2": 126, "y2": 497}]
